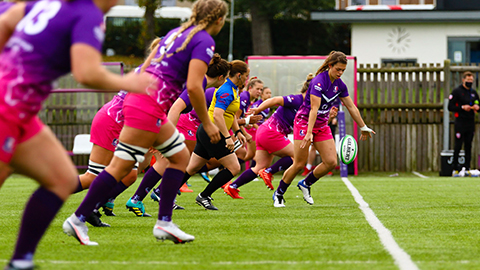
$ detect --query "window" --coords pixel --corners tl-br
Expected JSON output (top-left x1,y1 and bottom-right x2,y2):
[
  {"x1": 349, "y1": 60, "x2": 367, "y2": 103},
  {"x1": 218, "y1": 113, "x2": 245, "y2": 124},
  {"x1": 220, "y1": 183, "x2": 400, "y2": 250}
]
[
  {"x1": 381, "y1": 0, "x2": 398, "y2": 4},
  {"x1": 351, "y1": 0, "x2": 367, "y2": 4}
]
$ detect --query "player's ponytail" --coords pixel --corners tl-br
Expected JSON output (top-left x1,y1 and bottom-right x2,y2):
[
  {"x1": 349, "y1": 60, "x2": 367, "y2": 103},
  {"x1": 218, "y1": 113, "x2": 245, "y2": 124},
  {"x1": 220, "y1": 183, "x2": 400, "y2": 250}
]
[{"x1": 301, "y1": 73, "x2": 314, "y2": 93}]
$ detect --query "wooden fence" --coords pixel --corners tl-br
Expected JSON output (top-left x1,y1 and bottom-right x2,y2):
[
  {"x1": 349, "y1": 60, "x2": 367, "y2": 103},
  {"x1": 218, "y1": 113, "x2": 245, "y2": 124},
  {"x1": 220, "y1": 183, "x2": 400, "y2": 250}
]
[
  {"x1": 40, "y1": 61, "x2": 480, "y2": 172},
  {"x1": 38, "y1": 63, "x2": 122, "y2": 168},
  {"x1": 357, "y1": 59, "x2": 480, "y2": 172}
]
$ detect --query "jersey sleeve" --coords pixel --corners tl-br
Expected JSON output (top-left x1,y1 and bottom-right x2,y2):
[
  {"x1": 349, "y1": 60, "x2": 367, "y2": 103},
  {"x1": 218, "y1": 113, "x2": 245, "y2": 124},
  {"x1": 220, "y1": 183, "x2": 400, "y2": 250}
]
[
  {"x1": 339, "y1": 81, "x2": 350, "y2": 98},
  {"x1": 71, "y1": 10, "x2": 104, "y2": 51},
  {"x1": 310, "y1": 73, "x2": 328, "y2": 98},
  {"x1": 214, "y1": 86, "x2": 235, "y2": 111},
  {"x1": 190, "y1": 33, "x2": 215, "y2": 66},
  {"x1": 283, "y1": 94, "x2": 303, "y2": 108}
]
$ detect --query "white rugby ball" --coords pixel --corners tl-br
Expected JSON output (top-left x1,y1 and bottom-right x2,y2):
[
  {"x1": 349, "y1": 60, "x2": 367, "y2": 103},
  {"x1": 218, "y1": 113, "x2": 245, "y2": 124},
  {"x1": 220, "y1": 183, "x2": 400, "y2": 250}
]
[{"x1": 337, "y1": 135, "x2": 358, "y2": 165}]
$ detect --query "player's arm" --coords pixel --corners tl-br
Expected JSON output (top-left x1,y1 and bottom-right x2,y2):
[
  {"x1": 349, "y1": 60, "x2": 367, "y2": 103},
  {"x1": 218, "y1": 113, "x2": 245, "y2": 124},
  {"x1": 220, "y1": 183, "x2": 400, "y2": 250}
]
[
  {"x1": 448, "y1": 89, "x2": 463, "y2": 112},
  {"x1": 167, "y1": 98, "x2": 188, "y2": 126},
  {"x1": 340, "y1": 96, "x2": 375, "y2": 140},
  {"x1": 187, "y1": 59, "x2": 220, "y2": 143},
  {"x1": 0, "y1": 3, "x2": 26, "y2": 51},
  {"x1": 248, "y1": 96, "x2": 284, "y2": 115},
  {"x1": 71, "y1": 44, "x2": 154, "y2": 94}
]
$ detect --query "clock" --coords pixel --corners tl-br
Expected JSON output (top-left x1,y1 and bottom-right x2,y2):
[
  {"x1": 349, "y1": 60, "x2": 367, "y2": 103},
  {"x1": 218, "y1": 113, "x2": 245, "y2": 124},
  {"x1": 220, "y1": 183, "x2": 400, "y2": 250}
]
[{"x1": 387, "y1": 27, "x2": 410, "y2": 54}]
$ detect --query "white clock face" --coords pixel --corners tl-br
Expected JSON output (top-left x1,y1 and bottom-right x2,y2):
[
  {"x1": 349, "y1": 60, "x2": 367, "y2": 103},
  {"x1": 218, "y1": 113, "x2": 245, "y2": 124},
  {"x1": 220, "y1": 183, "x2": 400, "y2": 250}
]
[{"x1": 387, "y1": 27, "x2": 410, "y2": 54}]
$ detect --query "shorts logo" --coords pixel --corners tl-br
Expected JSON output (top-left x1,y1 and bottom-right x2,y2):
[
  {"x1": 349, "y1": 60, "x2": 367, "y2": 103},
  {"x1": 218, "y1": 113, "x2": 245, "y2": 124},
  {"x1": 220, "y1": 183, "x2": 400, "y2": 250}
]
[
  {"x1": 299, "y1": 130, "x2": 306, "y2": 136},
  {"x1": 112, "y1": 138, "x2": 119, "y2": 147},
  {"x1": 2, "y1": 137, "x2": 15, "y2": 153},
  {"x1": 188, "y1": 130, "x2": 194, "y2": 137},
  {"x1": 156, "y1": 119, "x2": 161, "y2": 127}
]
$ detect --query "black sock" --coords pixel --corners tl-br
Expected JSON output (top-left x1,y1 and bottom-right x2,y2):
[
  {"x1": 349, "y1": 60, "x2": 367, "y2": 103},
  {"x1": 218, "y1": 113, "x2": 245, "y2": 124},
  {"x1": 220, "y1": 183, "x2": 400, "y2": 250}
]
[{"x1": 200, "y1": 169, "x2": 234, "y2": 198}]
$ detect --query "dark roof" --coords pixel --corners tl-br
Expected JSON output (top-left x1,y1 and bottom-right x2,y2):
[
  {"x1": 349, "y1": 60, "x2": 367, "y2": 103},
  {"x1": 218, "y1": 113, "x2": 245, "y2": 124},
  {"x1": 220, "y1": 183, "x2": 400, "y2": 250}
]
[{"x1": 310, "y1": 10, "x2": 480, "y2": 23}]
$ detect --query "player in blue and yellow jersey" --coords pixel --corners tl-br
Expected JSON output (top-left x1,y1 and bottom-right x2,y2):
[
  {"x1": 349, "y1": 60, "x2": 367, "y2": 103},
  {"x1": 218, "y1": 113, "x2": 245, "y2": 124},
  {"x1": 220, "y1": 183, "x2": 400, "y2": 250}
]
[{"x1": 180, "y1": 60, "x2": 249, "y2": 210}]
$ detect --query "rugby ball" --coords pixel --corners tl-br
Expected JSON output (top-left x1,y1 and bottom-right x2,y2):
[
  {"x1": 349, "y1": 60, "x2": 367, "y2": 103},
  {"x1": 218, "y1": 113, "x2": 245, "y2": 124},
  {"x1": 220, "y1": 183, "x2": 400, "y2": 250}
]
[{"x1": 337, "y1": 135, "x2": 358, "y2": 165}]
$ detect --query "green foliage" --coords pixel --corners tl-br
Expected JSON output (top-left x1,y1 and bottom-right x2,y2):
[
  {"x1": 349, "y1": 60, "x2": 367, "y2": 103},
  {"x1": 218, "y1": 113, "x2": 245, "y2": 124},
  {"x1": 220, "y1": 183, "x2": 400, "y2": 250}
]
[
  {"x1": 103, "y1": 18, "x2": 182, "y2": 57},
  {"x1": 103, "y1": 17, "x2": 350, "y2": 59}
]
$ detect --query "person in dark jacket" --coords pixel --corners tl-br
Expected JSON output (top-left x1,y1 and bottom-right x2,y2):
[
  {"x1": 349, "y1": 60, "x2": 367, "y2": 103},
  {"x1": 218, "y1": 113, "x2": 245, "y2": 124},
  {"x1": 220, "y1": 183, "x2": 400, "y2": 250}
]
[{"x1": 448, "y1": 71, "x2": 480, "y2": 176}]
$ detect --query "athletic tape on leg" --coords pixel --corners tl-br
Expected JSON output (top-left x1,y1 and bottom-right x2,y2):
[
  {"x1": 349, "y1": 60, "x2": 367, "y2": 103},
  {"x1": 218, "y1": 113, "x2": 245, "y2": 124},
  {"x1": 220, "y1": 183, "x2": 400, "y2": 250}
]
[
  {"x1": 114, "y1": 142, "x2": 148, "y2": 163},
  {"x1": 233, "y1": 140, "x2": 243, "y2": 152},
  {"x1": 87, "y1": 160, "x2": 106, "y2": 176},
  {"x1": 155, "y1": 129, "x2": 186, "y2": 157}
]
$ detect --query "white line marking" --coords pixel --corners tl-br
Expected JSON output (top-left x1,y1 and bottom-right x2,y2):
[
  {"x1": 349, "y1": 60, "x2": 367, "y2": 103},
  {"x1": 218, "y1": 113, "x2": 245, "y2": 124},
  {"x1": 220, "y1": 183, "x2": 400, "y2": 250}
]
[
  {"x1": 412, "y1": 171, "x2": 429, "y2": 178},
  {"x1": 341, "y1": 177, "x2": 419, "y2": 270}
]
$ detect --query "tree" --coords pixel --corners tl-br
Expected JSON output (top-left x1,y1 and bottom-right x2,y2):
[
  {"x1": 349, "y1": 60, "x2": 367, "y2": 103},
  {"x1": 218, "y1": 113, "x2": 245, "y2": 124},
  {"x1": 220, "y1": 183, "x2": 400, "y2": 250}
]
[
  {"x1": 235, "y1": 0, "x2": 334, "y2": 55},
  {"x1": 138, "y1": 0, "x2": 162, "y2": 55}
]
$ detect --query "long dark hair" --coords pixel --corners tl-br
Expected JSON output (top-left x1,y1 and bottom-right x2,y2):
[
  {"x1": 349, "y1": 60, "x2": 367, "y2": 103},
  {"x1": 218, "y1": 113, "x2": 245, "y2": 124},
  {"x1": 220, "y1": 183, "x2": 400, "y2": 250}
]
[{"x1": 315, "y1": 51, "x2": 347, "y2": 76}]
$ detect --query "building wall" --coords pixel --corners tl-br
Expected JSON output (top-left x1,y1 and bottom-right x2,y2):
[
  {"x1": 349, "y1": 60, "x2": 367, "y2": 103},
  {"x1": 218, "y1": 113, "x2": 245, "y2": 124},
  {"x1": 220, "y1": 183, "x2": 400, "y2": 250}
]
[{"x1": 351, "y1": 22, "x2": 480, "y2": 64}]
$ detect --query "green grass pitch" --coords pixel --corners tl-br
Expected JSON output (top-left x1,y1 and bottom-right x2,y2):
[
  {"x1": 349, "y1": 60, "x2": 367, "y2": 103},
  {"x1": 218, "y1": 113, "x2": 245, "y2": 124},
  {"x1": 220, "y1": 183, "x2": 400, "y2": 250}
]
[{"x1": 1, "y1": 172, "x2": 480, "y2": 270}]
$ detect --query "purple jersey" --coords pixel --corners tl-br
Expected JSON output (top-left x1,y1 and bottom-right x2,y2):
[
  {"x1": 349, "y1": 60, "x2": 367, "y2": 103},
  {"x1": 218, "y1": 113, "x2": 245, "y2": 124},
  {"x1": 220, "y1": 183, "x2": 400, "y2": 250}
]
[
  {"x1": 188, "y1": 87, "x2": 215, "y2": 124},
  {"x1": 144, "y1": 26, "x2": 215, "y2": 110},
  {"x1": 178, "y1": 77, "x2": 208, "y2": 114},
  {"x1": 296, "y1": 71, "x2": 349, "y2": 126},
  {"x1": 239, "y1": 91, "x2": 252, "y2": 117},
  {"x1": 265, "y1": 94, "x2": 303, "y2": 136},
  {"x1": 0, "y1": 0, "x2": 104, "y2": 120},
  {"x1": 250, "y1": 99, "x2": 270, "y2": 125},
  {"x1": 0, "y1": 2, "x2": 14, "y2": 14}
]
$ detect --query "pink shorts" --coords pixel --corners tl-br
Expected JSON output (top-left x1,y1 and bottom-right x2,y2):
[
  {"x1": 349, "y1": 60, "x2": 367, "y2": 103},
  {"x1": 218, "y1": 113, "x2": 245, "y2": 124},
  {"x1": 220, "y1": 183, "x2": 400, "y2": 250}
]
[
  {"x1": 177, "y1": 114, "x2": 199, "y2": 141},
  {"x1": 123, "y1": 93, "x2": 168, "y2": 133},
  {"x1": 245, "y1": 126, "x2": 257, "y2": 141},
  {"x1": 256, "y1": 124, "x2": 290, "y2": 154},
  {"x1": 90, "y1": 107, "x2": 123, "y2": 152},
  {"x1": 293, "y1": 117, "x2": 333, "y2": 142},
  {"x1": 0, "y1": 115, "x2": 43, "y2": 163}
]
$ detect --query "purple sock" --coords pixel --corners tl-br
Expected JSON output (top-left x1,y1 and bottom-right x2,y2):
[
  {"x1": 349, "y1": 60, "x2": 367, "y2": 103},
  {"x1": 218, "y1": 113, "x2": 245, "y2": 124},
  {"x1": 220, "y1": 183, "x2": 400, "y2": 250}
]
[
  {"x1": 99, "y1": 181, "x2": 129, "y2": 206},
  {"x1": 266, "y1": 156, "x2": 293, "y2": 174},
  {"x1": 197, "y1": 165, "x2": 209, "y2": 173},
  {"x1": 75, "y1": 170, "x2": 117, "y2": 222},
  {"x1": 12, "y1": 187, "x2": 63, "y2": 261},
  {"x1": 230, "y1": 169, "x2": 257, "y2": 189},
  {"x1": 72, "y1": 176, "x2": 83, "y2": 194},
  {"x1": 158, "y1": 168, "x2": 184, "y2": 222},
  {"x1": 132, "y1": 167, "x2": 162, "y2": 201},
  {"x1": 304, "y1": 171, "x2": 318, "y2": 186},
  {"x1": 276, "y1": 180, "x2": 290, "y2": 195}
]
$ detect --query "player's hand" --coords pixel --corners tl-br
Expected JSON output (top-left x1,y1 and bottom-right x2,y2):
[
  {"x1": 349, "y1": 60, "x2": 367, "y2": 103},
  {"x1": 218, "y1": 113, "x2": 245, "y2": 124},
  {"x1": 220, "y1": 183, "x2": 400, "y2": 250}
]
[
  {"x1": 225, "y1": 137, "x2": 235, "y2": 151},
  {"x1": 236, "y1": 132, "x2": 247, "y2": 146},
  {"x1": 300, "y1": 132, "x2": 313, "y2": 149},
  {"x1": 203, "y1": 122, "x2": 221, "y2": 144}
]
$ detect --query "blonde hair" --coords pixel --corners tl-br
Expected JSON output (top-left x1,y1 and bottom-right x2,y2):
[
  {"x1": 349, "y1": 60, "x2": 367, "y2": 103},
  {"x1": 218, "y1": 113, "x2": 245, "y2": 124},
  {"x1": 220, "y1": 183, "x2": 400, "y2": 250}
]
[
  {"x1": 154, "y1": 0, "x2": 227, "y2": 63},
  {"x1": 247, "y1": 78, "x2": 263, "y2": 90},
  {"x1": 315, "y1": 51, "x2": 347, "y2": 76},
  {"x1": 301, "y1": 73, "x2": 314, "y2": 93}
]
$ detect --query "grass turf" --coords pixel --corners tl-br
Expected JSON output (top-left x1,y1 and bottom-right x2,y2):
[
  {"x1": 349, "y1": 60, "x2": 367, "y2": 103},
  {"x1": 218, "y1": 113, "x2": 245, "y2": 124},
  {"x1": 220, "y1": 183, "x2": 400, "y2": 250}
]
[{"x1": 1, "y1": 172, "x2": 480, "y2": 269}]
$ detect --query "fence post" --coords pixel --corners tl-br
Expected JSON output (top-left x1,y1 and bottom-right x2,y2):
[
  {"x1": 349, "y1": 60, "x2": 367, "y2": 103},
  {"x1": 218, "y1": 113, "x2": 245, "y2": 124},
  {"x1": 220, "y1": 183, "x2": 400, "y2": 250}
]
[{"x1": 443, "y1": 59, "x2": 451, "y2": 151}]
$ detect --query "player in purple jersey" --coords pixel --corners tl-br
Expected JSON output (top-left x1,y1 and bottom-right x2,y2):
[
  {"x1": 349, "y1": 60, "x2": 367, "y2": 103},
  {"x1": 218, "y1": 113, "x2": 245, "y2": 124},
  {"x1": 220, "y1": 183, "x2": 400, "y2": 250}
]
[
  {"x1": 274, "y1": 51, "x2": 375, "y2": 207},
  {"x1": 63, "y1": 0, "x2": 228, "y2": 245},
  {"x1": 0, "y1": 0, "x2": 154, "y2": 268},
  {"x1": 224, "y1": 75, "x2": 310, "y2": 198},
  {"x1": 125, "y1": 54, "x2": 229, "y2": 215},
  {"x1": 235, "y1": 78, "x2": 263, "y2": 161}
]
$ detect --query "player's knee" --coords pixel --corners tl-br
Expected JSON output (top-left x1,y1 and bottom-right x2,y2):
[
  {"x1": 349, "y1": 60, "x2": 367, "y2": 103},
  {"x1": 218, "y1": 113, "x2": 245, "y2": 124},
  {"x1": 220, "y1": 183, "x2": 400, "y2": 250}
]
[
  {"x1": 324, "y1": 158, "x2": 337, "y2": 171},
  {"x1": 229, "y1": 163, "x2": 241, "y2": 176}
]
